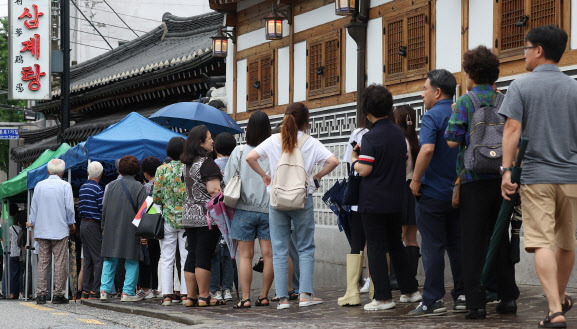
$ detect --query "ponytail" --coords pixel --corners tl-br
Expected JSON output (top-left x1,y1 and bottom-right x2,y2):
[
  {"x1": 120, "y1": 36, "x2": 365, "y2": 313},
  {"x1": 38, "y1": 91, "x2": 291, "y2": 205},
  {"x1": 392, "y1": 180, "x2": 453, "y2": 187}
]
[
  {"x1": 281, "y1": 113, "x2": 298, "y2": 154},
  {"x1": 281, "y1": 102, "x2": 310, "y2": 154}
]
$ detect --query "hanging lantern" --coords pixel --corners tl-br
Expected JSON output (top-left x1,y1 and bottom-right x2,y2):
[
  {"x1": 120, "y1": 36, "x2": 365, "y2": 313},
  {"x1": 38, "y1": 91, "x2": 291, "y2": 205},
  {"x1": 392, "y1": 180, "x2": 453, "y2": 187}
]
[
  {"x1": 335, "y1": 0, "x2": 356, "y2": 16},
  {"x1": 212, "y1": 28, "x2": 230, "y2": 58},
  {"x1": 265, "y1": 13, "x2": 284, "y2": 40}
]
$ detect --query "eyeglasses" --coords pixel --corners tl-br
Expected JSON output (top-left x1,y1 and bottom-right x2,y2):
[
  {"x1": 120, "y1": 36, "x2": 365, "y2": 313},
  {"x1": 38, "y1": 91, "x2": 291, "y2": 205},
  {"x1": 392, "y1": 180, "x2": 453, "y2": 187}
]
[{"x1": 523, "y1": 46, "x2": 538, "y2": 55}]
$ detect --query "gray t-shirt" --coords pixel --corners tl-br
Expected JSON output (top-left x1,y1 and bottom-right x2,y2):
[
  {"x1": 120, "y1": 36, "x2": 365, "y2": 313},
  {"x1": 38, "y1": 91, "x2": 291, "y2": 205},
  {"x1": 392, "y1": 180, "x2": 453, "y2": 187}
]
[{"x1": 499, "y1": 64, "x2": 577, "y2": 184}]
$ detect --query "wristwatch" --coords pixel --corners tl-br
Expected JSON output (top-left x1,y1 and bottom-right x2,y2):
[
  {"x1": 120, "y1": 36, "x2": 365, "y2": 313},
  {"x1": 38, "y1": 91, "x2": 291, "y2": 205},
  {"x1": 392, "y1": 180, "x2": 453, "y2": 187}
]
[{"x1": 500, "y1": 166, "x2": 513, "y2": 174}]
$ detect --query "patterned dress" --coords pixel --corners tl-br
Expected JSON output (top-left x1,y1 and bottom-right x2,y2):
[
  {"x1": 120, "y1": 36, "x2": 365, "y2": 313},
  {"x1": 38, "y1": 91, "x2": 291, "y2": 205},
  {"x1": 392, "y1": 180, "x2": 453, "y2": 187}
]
[{"x1": 182, "y1": 157, "x2": 222, "y2": 228}]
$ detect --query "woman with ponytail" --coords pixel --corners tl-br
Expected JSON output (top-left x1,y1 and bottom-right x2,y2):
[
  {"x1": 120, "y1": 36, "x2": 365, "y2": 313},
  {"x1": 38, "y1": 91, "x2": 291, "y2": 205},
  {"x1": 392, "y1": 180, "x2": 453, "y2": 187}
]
[
  {"x1": 392, "y1": 105, "x2": 421, "y2": 292},
  {"x1": 246, "y1": 102, "x2": 339, "y2": 310}
]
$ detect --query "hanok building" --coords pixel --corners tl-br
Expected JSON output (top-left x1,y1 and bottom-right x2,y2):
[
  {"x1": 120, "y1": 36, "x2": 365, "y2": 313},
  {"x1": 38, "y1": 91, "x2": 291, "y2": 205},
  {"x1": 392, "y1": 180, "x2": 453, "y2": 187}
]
[
  {"x1": 12, "y1": 11, "x2": 227, "y2": 166},
  {"x1": 209, "y1": 0, "x2": 577, "y2": 286}
]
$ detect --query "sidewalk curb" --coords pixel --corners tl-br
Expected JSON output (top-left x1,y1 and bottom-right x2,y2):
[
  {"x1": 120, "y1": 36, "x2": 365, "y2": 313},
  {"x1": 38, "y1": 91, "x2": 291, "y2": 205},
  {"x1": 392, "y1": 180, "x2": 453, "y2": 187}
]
[{"x1": 81, "y1": 300, "x2": 223, "y2": 326}]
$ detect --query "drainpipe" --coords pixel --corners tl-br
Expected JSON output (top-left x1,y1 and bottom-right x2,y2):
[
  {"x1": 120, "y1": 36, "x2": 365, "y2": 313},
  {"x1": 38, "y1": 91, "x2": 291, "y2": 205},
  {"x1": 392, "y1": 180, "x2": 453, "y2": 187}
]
[{"x1": 346, "y1": 0, "x2": 370, "y2": 124}]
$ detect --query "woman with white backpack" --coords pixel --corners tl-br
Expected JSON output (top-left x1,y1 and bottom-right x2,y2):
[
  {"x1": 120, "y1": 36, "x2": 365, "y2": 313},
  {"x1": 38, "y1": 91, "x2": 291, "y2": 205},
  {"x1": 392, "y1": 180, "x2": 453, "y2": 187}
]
[
  {"x1": 224, "y1": 111, "x2": 274, "y2": 309},
  {"x1": 246, "y1": 102, "x2": 339, "y2": 310}
]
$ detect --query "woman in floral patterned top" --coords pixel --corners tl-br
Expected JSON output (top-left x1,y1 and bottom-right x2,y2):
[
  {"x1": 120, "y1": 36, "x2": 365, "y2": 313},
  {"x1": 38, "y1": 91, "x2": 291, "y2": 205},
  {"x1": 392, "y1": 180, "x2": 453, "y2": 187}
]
[
  {"x1": 152, "y1": 137, "x2": 188, "y2": 306},
  {"x1": 180, "y1": 125, "x2": 224, "y2": 307}
]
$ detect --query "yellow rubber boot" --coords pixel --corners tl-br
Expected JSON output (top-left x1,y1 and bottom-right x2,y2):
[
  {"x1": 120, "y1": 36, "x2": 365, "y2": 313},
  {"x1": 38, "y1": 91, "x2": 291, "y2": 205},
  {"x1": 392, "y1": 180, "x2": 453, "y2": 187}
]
[{"x1": 337, "y1": 253, "x2": 364, "y2": 306}]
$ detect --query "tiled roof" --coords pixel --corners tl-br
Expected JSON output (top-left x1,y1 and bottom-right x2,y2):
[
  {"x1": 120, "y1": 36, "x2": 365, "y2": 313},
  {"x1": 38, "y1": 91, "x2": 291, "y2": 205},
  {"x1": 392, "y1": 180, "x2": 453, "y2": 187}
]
[{"x1": 51, "y1": 11, "x2": 223, "y2": 97}]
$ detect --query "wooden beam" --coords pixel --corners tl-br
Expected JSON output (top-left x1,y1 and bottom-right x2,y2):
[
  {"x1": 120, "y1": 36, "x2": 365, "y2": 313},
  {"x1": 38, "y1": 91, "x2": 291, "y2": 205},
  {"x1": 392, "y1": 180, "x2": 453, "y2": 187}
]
[
  {"x1": 460, "y1": 0, "x2": 469, "y2": 96},
  {"x1": 289, "y1": 0, "x2": 295, "y2": 104}
]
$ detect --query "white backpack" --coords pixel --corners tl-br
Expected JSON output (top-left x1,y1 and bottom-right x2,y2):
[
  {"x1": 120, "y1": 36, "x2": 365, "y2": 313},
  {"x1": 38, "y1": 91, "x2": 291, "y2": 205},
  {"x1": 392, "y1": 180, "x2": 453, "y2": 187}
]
[{"x1": 270, "y1": 133, "x2": 310, "y2": 210}]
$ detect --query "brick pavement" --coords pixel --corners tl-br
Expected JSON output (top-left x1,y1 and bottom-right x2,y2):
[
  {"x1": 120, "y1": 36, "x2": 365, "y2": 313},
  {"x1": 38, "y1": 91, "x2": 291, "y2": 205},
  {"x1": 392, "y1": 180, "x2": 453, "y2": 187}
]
[{"x1": 84, "y1": 285, "x2": 577, "y2": 328}]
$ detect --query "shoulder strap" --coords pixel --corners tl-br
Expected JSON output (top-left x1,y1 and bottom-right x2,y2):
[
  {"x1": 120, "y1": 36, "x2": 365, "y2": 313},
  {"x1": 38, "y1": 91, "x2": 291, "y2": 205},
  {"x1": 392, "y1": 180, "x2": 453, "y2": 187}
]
[
  {"x1": 493, "y1": 92, "x2": 505, "y2": 109},
  {"x1": 236, "y1": 145, "x2": 245, "y2": 176},
  {"x1": 466, "y1": 91, "x2": 482, "y2": 111},
  {"x1": 119, "y1": 179, "x2": 138, "y2": 213},
  {"x1": 297, "y1": 134, "x2": 310, "y2": 149}
]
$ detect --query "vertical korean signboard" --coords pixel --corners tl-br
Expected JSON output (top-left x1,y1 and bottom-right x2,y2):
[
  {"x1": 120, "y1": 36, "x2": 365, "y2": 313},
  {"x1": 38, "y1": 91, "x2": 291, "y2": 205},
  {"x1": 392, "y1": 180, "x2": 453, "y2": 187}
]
[{"x1": 8, "y1": 0, "x2": 51, "y2": 100}]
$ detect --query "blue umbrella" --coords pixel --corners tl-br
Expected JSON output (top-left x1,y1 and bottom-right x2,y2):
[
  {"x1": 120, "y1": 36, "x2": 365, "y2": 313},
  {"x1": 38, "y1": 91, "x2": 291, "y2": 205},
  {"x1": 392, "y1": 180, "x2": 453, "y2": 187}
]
[{"x1": 149, "y1": 102, "x2": 243, "y2": 135}]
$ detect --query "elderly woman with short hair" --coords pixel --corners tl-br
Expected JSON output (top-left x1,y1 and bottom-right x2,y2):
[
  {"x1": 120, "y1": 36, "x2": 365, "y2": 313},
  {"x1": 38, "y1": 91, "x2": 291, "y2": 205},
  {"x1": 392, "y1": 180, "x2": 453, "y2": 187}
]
[
  {"x1": 100, "y1": 155, "x2": 147, "y2": 302},
  {"x1": 79, "y1": 161, "x2": 104, "y2": 300}
]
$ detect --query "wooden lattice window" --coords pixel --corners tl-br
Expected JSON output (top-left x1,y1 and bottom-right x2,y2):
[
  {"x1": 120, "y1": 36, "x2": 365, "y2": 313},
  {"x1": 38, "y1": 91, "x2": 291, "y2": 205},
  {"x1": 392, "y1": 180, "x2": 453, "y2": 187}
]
[
  {"x1": 247, "y1": 51, "x2": 275, "y2": 110},
  {"x1": 307, "y1": 30, "x2": 341, "y2": 100},
  {"x1": 383, "y1": 4, "x2": 430, "y2": 82},
  {"x1": 496, "y1": 0, "x2": 562, "y2": 59}
]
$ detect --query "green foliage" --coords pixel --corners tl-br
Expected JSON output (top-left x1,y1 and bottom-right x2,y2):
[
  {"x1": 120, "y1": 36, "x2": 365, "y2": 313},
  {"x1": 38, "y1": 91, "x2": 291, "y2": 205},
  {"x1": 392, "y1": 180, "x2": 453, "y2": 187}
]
[{"x1": 0, "y1": 17, "x2": 27, "y2": 173}]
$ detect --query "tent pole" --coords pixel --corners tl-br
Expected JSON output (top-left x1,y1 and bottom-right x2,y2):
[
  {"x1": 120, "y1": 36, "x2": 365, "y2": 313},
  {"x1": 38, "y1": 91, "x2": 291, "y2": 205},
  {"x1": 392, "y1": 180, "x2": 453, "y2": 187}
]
[
  {"x1": 5, "y1": 200, "x2": 10, "y2": 298},
  {"x1": 25, "y1": 190, "x2": 30, "y2": 301},
  {"x1": 1, "y1": 200, "x2": 6, "y2": 297}
]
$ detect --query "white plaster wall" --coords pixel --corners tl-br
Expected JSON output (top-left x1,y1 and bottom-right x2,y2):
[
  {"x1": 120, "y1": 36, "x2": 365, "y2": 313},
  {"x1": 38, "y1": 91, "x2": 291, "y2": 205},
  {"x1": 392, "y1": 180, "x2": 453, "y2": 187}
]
[
  {"x1": 294, "y1": 4, "x2": 339, "y2": 34},
  {"x1": 237, "y1": 59, "x2": 247, "y2": 113},
  {"x1": 237, "y1": 22, "x2": 290, "y2": 52},
  {"x1": 436, "y1": 0, "x2": 462, "y2": 73},
  {"x1": 346, "y1": 32, "x2": 358, "y2": 93},
  {"x1": 370, "y1": 0, "x2": 394, "y2": 7},
  {"x1": 367, "y1": 17, "x2": 384, "y2": 86},
  {"x1": 572, "y1": 0, "x2": 577, "y2": 49},
  {"x1": 278, "y1": 46, "x2": 291, "y2": 105},
  {"x1": 468, "y1": 0, "x2": 494, "y2": 49},
  {"x1": 294, "y1": 41, "x2": 307, "y2": 102},
  {"x1": 226, "y1": 42, "x2": 235, "y2": 114}
]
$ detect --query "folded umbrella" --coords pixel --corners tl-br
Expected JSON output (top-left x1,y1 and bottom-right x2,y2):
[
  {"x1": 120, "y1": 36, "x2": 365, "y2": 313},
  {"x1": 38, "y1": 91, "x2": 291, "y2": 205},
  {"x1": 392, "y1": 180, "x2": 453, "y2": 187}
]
[
  {"x1": 206, "y1": 191, "x2": 238, "y2": 259},
  {"x1": 482, "y1": 138, "x2": 528, "y2": 285}
]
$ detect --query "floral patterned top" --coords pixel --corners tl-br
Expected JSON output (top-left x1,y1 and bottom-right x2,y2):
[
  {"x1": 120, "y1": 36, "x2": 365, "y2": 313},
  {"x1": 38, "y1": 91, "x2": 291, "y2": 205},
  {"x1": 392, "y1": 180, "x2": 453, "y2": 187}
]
[{"x1": 153, "y1": 161, "x2": 186, "y2": 229}]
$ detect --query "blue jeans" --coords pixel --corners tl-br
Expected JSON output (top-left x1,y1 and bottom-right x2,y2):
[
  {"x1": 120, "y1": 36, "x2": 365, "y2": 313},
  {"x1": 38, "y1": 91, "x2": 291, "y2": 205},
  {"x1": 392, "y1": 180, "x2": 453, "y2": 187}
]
[
  {"x1": 269, "y1": 196, "x2": 315, "y2": 298},
  {"x1": 416, "y1": 195, "x2": 464, "y2": 306},
  {"x1": 100, "y1": 258, "x2": 139, "y2": 295},
  {"x1": 209, "y1": 244, "x2": 234, "y2": 292},
  {"x1": 9, "y1": 257, "x2": 21, "y2": 295}
]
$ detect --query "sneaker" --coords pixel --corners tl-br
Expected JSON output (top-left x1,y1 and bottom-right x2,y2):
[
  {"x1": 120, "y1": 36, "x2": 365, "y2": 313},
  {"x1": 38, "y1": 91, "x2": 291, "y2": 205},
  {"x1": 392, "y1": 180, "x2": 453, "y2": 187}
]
[
  {"x1": 152, "y1": 290, "x2": 162, "y2": 298},
  {"x1": 298, "y1": 294, "x2": 323, "y2": 307},
  {"x1": 277, "y1": 298, "x2": 290, "y2": 310},
  {"x1": 100, "y1": 291, "x2": 109, "y2": 302},
  {"x1": 223, "y1": 290, "x2": 233, "y2": 301},
  {"x1": 121, "y1": 292, "x2": 144, "y2": 302},
  {"x1": 364, "y1": 299, "x2": 396, "y2": 311},
  {"x1": 137, "y1": 289, "x2": 152, "y2": 300},
  {"x1": 408, "y1": 300, "x2": 448, "y2": 317},
  {"x1": 453, "y1": 295, "x2": 467, "y2": 313},
  {"x1": 89, "y1": 291, "x2": 100, "y2": 300},
  {"x1": 81, "y1": 291, "x2": 90, "y2": 300},
  {"x1": 210, "y1": 291, "x2": 223, "y2": 301},
  {"x1": 52, "y1": 295, "x2": 69, "y2": 304},
  {"x1": 400, "y1": 291, "x2": 422, "y2": 303},
  {"x1": 359, "y1": 277, "x2": 370, "y2": 294}
]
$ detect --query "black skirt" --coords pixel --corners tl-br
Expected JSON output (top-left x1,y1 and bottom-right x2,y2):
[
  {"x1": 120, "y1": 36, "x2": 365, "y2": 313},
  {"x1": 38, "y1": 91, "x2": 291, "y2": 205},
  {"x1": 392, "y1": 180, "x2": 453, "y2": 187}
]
[{"x1": 402, "y1": 179, "x2": 417, "y2": 226}]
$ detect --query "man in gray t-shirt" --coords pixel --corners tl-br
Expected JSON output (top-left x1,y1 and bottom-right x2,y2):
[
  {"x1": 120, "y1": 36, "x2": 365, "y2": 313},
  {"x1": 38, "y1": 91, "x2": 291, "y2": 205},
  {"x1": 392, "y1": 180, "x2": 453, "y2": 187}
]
[{"x1": 500, "y1": 26, "x2": 576, "y2": 328}]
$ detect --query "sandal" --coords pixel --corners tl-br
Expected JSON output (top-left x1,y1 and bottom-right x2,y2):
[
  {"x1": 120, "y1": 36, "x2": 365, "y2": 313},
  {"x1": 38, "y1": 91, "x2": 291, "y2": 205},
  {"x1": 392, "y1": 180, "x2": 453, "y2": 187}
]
[
  {"x1": 271, "y1": 296, "x2": 280, "y2": 302},
  {"x1": 185, "y1": 297, "x2": 198, "y2": 307},
  {"x1": 255, "y1": 297, "x2": 269, "y2": 306},
  {"x1": 161, "y1": 295, "x2": 172, "y2": 306},
  {"x1": 538, "y1": 311, "x2": 567, "y2": 328},
  {"x1": 288, "y1": 290, "x2": 298, "y2": 301},
  {"x1": 562, "y1": 294, "x2": 573, "y2": 315},
  {"x1": 198, "y1": 296, "x2": 226, "y2": 307},
  {"x1": 233, "y1": 299, "x2": 251, "y2": 309}
]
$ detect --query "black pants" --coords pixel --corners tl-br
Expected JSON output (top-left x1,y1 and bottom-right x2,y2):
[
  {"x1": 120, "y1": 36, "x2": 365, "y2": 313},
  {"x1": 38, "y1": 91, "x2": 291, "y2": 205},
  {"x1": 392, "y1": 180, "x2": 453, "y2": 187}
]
[
  {"x1": 184, "y1": 227, "x2": 220, "y2": 272},
  {"x1": 460, "y1": 179, "x2": 519, "y2": 310},
  {"x1": 362, "y1": 212, "x2": 418, "y2": 300},
  {"x1": 350, "y1": 211, "x2": 366, "y2": 254},
  {"x1": 139, "y1": 239, "x2": 160, "y2": 290},
  {"x1": 80, "y1": 220, "x2": 103, "y2": 294}
]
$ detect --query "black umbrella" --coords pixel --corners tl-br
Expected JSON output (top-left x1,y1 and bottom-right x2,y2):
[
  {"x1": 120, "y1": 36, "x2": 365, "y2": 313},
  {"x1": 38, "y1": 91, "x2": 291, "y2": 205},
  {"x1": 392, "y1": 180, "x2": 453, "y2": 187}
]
[{"x1": 482, "y1": 138, "x2": 529, "y2": 285}]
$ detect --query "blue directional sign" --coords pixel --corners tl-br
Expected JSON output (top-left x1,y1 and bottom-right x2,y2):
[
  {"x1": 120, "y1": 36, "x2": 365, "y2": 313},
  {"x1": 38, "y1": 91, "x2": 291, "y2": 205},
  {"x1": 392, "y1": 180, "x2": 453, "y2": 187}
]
[{"x1": 0, "y1": 128, "x2": 19, "y2": 140}]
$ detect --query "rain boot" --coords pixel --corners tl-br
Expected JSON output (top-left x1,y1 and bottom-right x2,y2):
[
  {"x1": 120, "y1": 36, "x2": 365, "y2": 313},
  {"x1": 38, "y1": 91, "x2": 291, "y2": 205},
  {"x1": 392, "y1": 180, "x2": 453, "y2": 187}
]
[
  {"x1": 406, "y1": 246, "x2": 421, "y2": 285},
  {"x1": 338, "y1": 253, "x2": 364, "y2": 306}
]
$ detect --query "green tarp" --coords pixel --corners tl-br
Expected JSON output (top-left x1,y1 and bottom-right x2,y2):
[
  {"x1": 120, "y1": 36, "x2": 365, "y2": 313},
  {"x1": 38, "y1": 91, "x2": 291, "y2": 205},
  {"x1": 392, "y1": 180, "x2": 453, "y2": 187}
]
[{"x1": 0, "y1": 143, "x2": 71, "y2": 200}]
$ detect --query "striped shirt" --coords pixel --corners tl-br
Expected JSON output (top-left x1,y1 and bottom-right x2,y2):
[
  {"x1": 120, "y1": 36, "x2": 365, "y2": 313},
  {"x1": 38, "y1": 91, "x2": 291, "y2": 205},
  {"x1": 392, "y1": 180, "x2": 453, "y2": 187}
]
[{"x1": 79, "y1": 179, "x2": 104, "y2": 220}]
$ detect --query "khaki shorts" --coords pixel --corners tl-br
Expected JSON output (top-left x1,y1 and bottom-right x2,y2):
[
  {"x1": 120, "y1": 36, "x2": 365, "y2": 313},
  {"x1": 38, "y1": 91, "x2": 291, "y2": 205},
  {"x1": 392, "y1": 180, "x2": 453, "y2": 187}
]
[{"x1": 520, "y1": 184, "x2": 577, "y2": 252}]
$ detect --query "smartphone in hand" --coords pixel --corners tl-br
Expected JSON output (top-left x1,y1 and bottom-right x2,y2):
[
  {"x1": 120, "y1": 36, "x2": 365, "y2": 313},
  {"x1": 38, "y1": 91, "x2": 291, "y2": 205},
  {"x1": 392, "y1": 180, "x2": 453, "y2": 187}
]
[
  {"x1": 314, "y1": 179, "x2": 320, "y2": 189},
  {"x1": 351, "y1": 141, "x2": 360, "y2": 154}
]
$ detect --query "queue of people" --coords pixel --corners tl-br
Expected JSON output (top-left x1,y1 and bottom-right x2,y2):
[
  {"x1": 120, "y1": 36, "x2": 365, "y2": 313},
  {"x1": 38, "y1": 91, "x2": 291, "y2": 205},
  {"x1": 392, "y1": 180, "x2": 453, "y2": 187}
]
[{"x1": 8, "y1": 24, "x2": 576, "y2": 329}]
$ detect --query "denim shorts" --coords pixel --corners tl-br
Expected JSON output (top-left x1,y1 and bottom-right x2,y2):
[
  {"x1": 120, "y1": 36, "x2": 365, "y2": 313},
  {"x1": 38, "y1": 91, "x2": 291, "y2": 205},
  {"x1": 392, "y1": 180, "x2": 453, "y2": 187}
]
[{"x1": 230, "y1": 209, "x2": 270, "y2": 241}]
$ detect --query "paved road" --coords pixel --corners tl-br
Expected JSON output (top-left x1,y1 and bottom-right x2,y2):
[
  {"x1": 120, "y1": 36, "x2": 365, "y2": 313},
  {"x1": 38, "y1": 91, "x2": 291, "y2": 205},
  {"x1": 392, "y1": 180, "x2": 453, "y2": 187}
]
[{"x1": 0, "y1": 299, "x2": 189, "y2": 329}]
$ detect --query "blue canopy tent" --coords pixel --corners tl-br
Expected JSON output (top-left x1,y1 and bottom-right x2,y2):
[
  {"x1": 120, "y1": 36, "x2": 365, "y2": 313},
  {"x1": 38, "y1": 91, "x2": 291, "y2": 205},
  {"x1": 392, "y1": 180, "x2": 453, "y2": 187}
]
[
  {"x1": 27, "y1": 142, "x2": 88, "y2": 190},
  {"x1": 85, "y1": 112, "x2": 186, "y2": 161}
]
